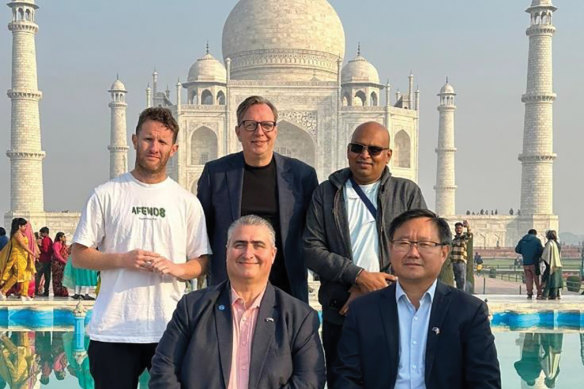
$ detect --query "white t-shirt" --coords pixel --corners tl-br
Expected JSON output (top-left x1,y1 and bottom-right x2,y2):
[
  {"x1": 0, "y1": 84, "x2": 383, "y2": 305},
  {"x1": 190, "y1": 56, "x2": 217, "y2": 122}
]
[
  {"x1": 73, "y1": 172, "x2": 211, "y2": 343},
  {"x1": 344, "y1": 180, "x2": 380, "y2": 272}
]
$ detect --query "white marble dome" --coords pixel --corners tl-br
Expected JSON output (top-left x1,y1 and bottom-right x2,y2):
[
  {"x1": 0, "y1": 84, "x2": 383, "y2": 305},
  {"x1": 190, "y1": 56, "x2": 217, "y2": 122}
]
[
  {"x1": 109, "y1": 79, "x2": 126, "y2": 91},
  {"x1": 439, "y1": 81, "x2": 455, "y2": 94},
  {"x1": 187, "y1": 53, "x2": 226, "y2": 83},
  {"x1": 341, "y1": 54, "x2": 380, "y2": 84},
  {"x1": 222, "y1": 0, "x2": 345, "y2": 81}
]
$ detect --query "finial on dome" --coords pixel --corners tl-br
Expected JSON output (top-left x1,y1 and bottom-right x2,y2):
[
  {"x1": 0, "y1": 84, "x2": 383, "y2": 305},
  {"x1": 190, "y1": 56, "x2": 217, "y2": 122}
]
[
  {"x1": 357, "y1": 42, "x2": 361, "y2": 56},
  {"x1": 446, "y1": 76, "x2": 449, "y2": 84},
  {"x1": 206, "y1": 41, "x2": 209, "y2": 55},
  {"x1": 116, "y1": 73, "x2": 119, "y2": 80}
]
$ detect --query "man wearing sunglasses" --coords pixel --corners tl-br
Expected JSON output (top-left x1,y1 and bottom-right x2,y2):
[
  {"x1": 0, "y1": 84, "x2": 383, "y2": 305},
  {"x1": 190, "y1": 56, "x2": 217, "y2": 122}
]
[
  {"x1": 198, "y1": 96, "x2": 318, "y2": 303},
  {"x1": 304, "y1": 121, "x2": 426, "y2": 387}
]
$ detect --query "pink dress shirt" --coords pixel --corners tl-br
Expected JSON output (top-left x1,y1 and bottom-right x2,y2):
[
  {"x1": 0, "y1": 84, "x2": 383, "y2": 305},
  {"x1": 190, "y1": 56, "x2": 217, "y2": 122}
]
[{"x1": 227, "y1": 286, "x2": 266, "y2": 389}]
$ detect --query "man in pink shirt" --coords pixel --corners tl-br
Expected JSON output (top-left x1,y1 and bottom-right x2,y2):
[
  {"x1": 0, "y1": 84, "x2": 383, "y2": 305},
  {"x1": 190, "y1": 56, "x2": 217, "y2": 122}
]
[
  {"x1": 150, "y1": 215, "x2": 325, "y2": 389},
  {"x1": 35, "y1": 226, "x2": 53, "y2": 296}
]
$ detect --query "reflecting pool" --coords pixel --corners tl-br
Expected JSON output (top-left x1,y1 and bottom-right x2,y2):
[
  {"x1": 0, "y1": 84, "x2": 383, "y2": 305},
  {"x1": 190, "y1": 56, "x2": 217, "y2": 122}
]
[{"x1": 0, "y1": 327, "x2": 582, "y2": 388}]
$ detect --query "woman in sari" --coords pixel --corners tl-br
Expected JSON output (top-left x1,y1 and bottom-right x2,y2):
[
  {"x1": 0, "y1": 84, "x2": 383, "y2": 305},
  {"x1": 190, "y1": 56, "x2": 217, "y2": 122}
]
[
  {"x1": 541, "y1": 230, "x2": 562, "y2": 300},
  {"x1": 51, "y1": 232, "x2": 69, "y2": 297},
  {"x1": 0, "y1": 218, "x2": 38, "y2": 301}
]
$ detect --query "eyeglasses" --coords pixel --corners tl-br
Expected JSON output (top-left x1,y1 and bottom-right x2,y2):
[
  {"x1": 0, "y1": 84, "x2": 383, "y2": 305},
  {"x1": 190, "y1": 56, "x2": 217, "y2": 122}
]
[
  {"x1": 391, "y1": 239, "x2": 447, "y2": 253},
  {"x1": 239, "y1": 120, "x2": 277, "y2": 132},
  {"x1": 348, "y1": 143, "x2": 389, "y2": 157}
]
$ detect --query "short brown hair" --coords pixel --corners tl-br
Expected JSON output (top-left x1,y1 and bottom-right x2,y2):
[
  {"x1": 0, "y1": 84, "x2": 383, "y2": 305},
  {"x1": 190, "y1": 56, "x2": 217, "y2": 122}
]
[
  {"x1": 135, "y1": 107, "x2": 179, "y2": 143},
  {"x1": 236, "y1": 96, "x2": 278, "y2": 125}
]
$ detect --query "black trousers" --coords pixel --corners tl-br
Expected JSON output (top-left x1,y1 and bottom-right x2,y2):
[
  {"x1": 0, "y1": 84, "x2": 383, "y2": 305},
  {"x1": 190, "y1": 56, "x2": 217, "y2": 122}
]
[
  {"x1": 35, "y1": 261, "x2": 51, "y2": 295},
  {"x1": 322, "y1": 320, "x2": 344, "y2": 388},
  {"x1": 88, "y1": 340, "x2": 158, "y2": 389}
]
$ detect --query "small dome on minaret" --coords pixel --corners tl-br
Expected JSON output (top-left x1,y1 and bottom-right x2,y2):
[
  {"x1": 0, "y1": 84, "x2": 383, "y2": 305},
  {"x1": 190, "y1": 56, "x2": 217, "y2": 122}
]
[
  {"x1": 109, "y1": 78, "x2": 126, "y2": 92},
  {"x1": 439, "y1": 78, "x2": 455, "y2": 95}
]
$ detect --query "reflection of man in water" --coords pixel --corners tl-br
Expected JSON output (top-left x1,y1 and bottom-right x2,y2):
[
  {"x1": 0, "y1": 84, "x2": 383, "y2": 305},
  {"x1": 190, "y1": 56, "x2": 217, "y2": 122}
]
[
  {"x1": 514, "y1": 332, "x2": 564, "y2": 388},
  {"x1": 541, "y1": 333, "x2": 563, "y2": 388},
  {"x1": 514, "y1": 333, "x2": 542, "y2": 386}
]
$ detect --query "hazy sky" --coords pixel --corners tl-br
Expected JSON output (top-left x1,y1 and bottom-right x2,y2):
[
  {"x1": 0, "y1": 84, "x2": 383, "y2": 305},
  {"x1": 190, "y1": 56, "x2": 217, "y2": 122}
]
[{"x1": 1, "y1": 0, "x2": 582, "y2": 235}]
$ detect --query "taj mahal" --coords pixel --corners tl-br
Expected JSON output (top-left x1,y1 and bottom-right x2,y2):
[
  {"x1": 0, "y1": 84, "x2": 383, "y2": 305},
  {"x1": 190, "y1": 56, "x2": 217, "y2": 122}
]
[{"x1": 4, "y1": 0, "x2": 559, "y2": 247}]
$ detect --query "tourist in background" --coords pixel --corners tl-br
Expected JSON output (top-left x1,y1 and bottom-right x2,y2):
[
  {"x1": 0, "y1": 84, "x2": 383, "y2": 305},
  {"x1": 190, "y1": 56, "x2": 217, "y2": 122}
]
[
  {"x1": 451, "y1": 220, "x2": 472, "y2": 291},
  {"x1": 0, "y1": 218, "x2": 38, "y2": 301},
  {"x1": 35, "y1": 226, "x2": 53, "y2": 297},
  {"x1": 51, "y1": 232, "x2": 69, "y2": 297},
  {"x1": 541, "y1": 230, "x2": 562, "y2": 300},
  {"x1": 64, "y1": 252, "x2": 98, "y2": 300},
  {"x1": 515, "y1": 229, "x2": 544, "y2": 299},
  {"x1": 0, "y1": 228, "x2": 8, "y2": 251}
]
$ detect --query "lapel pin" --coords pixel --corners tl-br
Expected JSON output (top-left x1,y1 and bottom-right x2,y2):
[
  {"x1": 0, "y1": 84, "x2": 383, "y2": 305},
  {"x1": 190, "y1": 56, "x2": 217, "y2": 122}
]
[
  {"x1": 431, "y1": 327, "x2": 440, "y2": 335},
  {"x1": 265, "y1": 317, "x2": 274, "y2": 322},
  {"x1": 218, "y1": 305, "x2": 225, "y2": 311}
]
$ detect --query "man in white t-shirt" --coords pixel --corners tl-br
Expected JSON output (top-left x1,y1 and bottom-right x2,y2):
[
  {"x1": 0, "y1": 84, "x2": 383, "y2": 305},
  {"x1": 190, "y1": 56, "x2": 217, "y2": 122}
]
[
  {"x1": 72, "y1": 107, "x2": 211, "y2": 389},
  {"x1": 304, "y1": 121, "x2": 427, "y2": 387}
]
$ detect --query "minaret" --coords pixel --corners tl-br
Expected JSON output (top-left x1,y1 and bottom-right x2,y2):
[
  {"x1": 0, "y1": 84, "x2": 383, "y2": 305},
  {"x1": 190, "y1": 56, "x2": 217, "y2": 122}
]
[
  {"x1": 108, "y1": 77, "x2": 129, "y2": 179},
  {"x1": 6, "y1": 0, "x2": 45, "y2": 213},
  {"x1": 518, "y1": 0, "x2": 558, "y2": 224},
  {"x1": 434, "y1": 79, "x2": 457, "y2": 216}
]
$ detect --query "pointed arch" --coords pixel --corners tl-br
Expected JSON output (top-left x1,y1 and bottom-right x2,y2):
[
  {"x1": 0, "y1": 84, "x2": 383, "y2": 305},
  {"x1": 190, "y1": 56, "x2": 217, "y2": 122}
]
[
  {"x1": 393, "y1": 130, "x2": 411, "y2": 168},
  {"x1": 370, "y1": 91, "x2": 378, "y2": 106},
  {"x1": 275, "y1": 121, "x2": 316, "y2": 166},
  {"x1": 201, "y1": 90, "x2": 213, "y2": 105},
  {"x1": 217, "y1": 91, "x2": 226, "y2": 105},
  {"x1": 190, "y1": 126, "x2": 217, "y2": 165},
  {"x1": 354, "y1": 91, "x2": 366, "y2": 106}
]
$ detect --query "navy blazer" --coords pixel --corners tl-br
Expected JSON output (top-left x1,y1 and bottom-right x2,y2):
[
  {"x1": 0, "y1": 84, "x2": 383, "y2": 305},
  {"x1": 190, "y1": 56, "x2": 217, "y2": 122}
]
[
  {"x1": 197, "y1": 152, "x2": 318, "y2": 302},
  {"x1": 149, "y1": 282, "x2": 325, "y2": 389},
  {"x1": 333, "y1": 281, "x2": 501, "y2": 389}
]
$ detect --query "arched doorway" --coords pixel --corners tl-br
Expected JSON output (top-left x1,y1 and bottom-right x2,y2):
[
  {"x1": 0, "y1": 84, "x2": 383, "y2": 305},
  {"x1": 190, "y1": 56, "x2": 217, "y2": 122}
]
[
  {"x1": 393, "y1": 130, "x2": 411, "y2": 168},
  {"x1": 190, "y1": 126, "x2": 217, "y2": 165},
  {"x1": 274, "y1": 121, "x2": 315, "y2": 166}
]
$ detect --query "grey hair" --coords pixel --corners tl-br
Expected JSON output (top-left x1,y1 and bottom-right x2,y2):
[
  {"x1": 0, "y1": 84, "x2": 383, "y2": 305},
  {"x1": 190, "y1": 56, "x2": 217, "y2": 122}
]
[
  {"x1": 236, "y1": 95, "x2": 278, "y2": 124},
  {"x1": 226, "y1": 215, "x2": 276, "y2": 247}
]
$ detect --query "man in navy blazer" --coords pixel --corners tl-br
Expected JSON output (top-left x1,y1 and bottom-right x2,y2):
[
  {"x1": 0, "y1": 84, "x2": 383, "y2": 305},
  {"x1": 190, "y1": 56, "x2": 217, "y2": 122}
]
[
  {"x1": 149, "y1": 215, "x2": 325, "y2": 388},
  {"x1": 197, "y1": 96, "x2": 318, "y2": 302},
  {"x1": 333, "y1": 209, "x2": 500, "y2": 389}
]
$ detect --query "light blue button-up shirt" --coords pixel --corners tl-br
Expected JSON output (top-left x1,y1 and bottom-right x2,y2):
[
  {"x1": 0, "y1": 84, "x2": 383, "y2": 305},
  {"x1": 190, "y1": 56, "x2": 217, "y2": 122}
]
[{"x1": 394, "y1": 279, "x2": 437, "y2": 389}]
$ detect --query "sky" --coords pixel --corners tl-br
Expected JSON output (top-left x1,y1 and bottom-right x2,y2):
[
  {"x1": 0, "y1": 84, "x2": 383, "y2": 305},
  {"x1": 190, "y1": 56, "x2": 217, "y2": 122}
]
[{"x1": 0, "y1": 0, "x2": 583, "y2": 235}]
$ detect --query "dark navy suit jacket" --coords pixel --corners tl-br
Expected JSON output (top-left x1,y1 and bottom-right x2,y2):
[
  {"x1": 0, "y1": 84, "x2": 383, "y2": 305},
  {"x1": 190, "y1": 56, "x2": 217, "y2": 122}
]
[
  {"x1": 333, "y1": 281, "x2": 501, "y2": 389},
  {"x1": 197, "y1": 152, "x2": 318, "y2": 302},
  {"x1": 149, "y1": 282, "x2": 325, "y2": 389}
]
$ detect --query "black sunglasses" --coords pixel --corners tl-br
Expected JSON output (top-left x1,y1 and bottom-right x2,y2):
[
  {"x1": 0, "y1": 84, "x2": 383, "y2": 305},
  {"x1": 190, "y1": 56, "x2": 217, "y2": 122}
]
[{"x1": 348, "y1": 143, "x2": 389, "y2": 157}]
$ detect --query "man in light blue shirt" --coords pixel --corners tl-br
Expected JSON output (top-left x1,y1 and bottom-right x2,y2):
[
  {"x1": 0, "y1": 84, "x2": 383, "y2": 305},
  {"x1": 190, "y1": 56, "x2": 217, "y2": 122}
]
[
  {"x1": 333, "y1": 209, "x2": 500, "y2": 389},
  {"x1": 395, "y1": 279, "x2": 436, "y2": 388}
]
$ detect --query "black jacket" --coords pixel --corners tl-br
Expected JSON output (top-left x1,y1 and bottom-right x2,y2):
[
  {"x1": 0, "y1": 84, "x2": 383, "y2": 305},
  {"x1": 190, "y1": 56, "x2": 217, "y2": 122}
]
[{"x1": 303, "y1": 167, "x2": 426, "y2": 324}]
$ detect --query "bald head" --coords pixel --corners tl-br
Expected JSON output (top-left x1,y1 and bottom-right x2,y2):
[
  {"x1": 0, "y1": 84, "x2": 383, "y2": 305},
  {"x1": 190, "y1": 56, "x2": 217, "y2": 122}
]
[
  {"x1": 347, "y1": 121, "x2": 392, "y2": 185},
  {"x1": 351, "y1": 121, "x2": 390, "y2": 147}
]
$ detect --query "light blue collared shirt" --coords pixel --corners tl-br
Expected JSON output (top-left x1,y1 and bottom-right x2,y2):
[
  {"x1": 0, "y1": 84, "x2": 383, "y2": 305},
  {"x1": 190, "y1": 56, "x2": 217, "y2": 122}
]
[{"x1": 394, "y1": 279, "x2": 437, "y2": 389}]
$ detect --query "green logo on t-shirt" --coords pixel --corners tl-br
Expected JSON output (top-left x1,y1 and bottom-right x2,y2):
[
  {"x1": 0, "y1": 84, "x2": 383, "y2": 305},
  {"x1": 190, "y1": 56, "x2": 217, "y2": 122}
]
[{"x1": 131, "y1": 206, "x2": 166, "y2": 218}]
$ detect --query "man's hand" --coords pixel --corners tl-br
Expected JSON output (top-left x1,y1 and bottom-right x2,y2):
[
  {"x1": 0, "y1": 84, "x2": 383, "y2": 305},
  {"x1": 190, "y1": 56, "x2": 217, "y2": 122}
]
[
  {"x1": 355, "y1": 270, "x2": 397, "y2": 293},
  {"x1": 339, "y1": 286, "x2": 365, "y2": 316},
  {"x1": 121, "y1": 249, "x2": 161, "y2": 271},
  {"x1": 150, "y1": 257, "x2": 180, "y2": 277}
]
